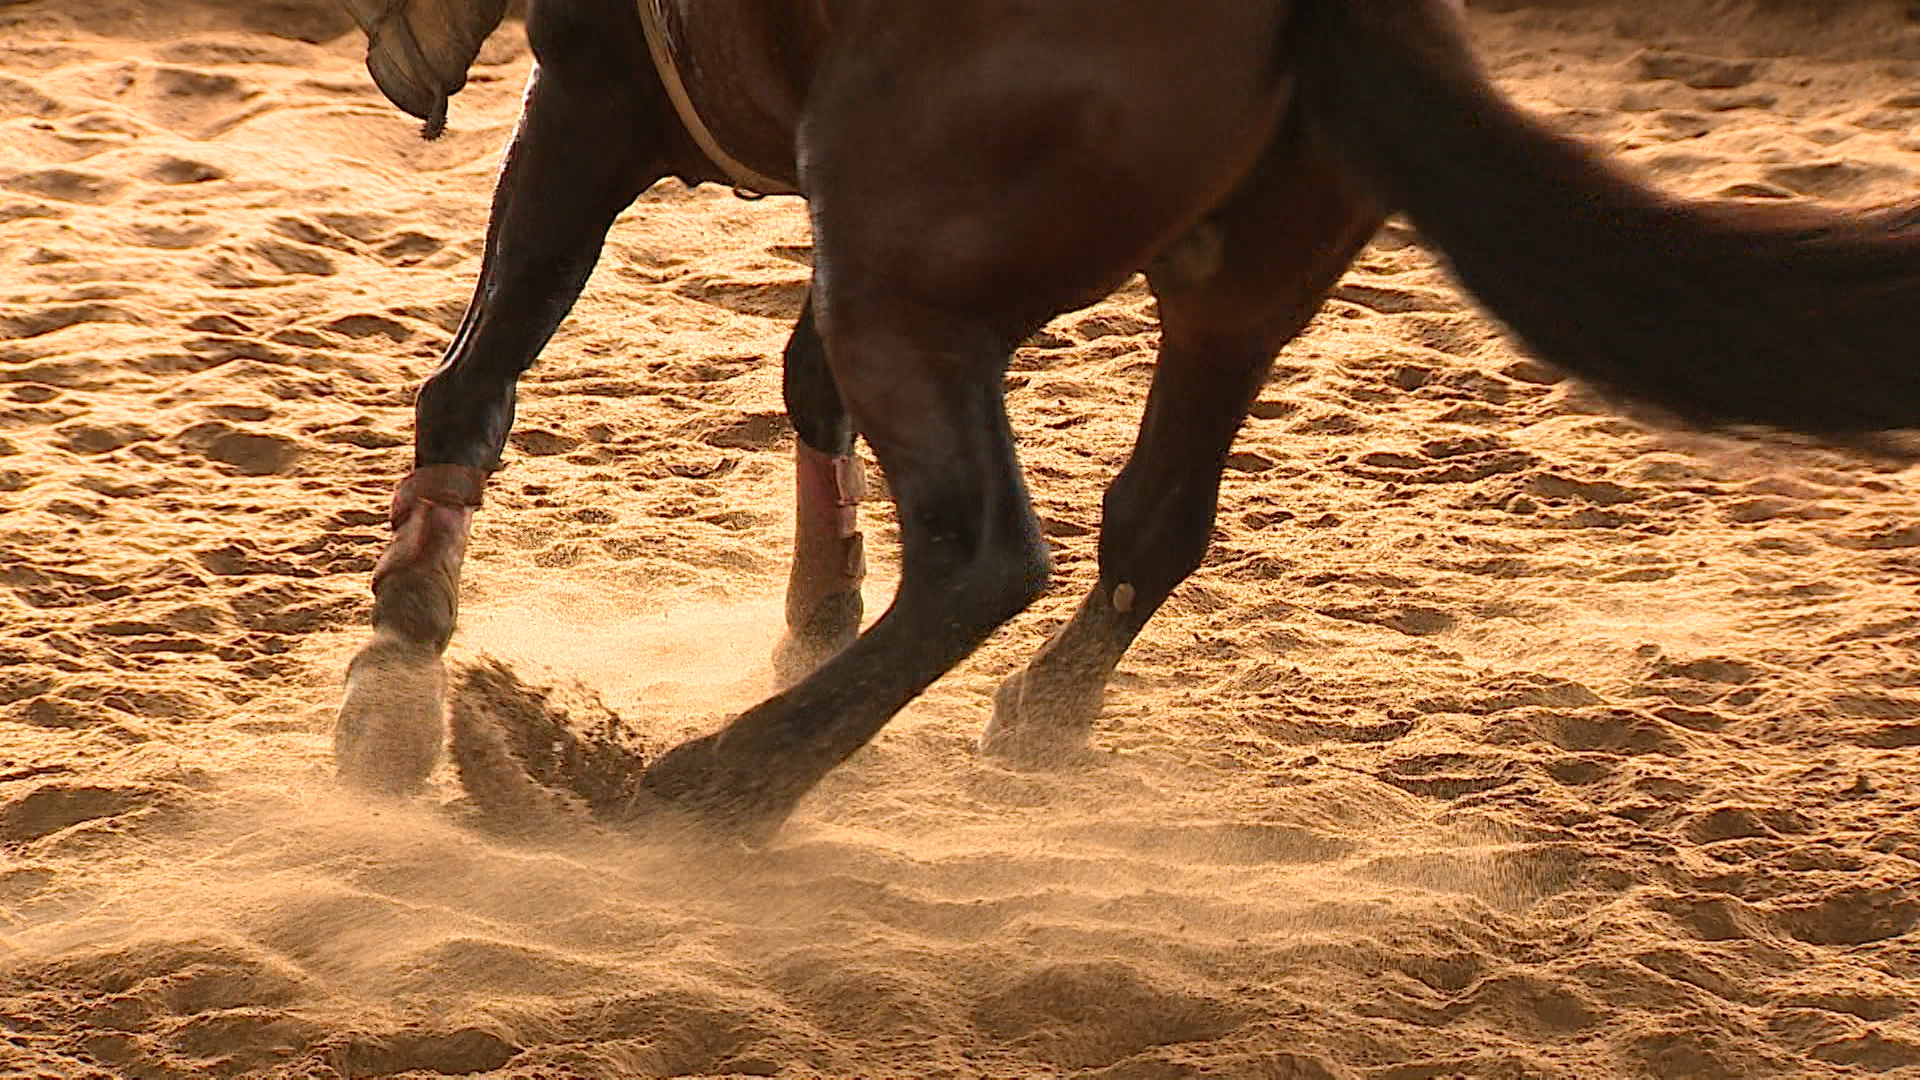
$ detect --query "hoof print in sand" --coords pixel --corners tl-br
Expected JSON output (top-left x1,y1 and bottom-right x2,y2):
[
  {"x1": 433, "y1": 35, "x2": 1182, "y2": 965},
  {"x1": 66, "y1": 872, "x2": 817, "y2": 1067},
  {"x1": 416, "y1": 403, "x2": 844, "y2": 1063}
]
[
  {"x1": 0, "y1": 781, "x2": 170, "y2": 845},
  {"x1": 175, "y1": 420, "x2": 304, "y2": 476}
]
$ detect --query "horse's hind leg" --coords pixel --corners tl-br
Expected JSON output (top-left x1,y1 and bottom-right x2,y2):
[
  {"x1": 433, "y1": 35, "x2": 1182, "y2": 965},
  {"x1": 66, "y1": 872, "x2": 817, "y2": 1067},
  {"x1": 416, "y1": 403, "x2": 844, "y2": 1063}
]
[
  {"x1": 982, "y1": 125, "x2": 1385, "y2": 766},
  {"x1": 336, "y1": 15, "x2": 665, "y2": 794},
  {"x1": 773, "y1": 298, "x2": 867, "y2": 685}
]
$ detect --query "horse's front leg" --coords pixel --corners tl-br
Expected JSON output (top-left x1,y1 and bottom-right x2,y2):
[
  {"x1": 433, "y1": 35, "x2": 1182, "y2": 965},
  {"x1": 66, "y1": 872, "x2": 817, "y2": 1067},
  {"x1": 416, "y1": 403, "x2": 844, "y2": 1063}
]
[
  {"x1": 773, "y1": 299, "x2": 868, "y2": 685},
  {"x1": 983, "y1": 124, "x2": 1385, "y2": 766},
  {"x1": 336, "y1": 27, "x2": 666, "y2": 794}
]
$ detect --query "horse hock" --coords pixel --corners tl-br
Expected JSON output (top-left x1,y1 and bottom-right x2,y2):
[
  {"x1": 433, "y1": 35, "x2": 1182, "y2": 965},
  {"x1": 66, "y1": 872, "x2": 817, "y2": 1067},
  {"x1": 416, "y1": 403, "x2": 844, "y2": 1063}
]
[{"x1": 336, "y1": 463, "x2": 486, "y2": 794}]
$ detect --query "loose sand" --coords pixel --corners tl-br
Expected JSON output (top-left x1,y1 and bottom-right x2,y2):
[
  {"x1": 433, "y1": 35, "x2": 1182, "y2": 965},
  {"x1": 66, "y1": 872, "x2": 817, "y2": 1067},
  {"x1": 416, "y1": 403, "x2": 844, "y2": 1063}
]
[{"x1": 3, "y1": 1, "x2": 1920, "y2": 1076}]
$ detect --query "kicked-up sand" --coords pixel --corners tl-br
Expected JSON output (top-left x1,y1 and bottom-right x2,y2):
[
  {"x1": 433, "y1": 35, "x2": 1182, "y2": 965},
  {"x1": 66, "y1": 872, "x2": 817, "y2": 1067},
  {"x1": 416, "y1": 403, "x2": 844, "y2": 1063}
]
[{"x1": 2, "y1": 0, "x2": 1920, "y2": 1076}]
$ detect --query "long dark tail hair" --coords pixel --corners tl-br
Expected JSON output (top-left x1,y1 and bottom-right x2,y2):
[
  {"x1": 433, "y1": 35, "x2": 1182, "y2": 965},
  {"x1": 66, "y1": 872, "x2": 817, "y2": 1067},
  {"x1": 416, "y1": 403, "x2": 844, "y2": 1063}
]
[{"x1": 1295, "y1": 0, "x2": 1920, "y2": 433}]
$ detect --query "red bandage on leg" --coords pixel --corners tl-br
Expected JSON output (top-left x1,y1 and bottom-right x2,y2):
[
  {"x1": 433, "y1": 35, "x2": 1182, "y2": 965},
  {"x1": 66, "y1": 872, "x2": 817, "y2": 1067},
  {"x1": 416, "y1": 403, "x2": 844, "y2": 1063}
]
[
  {"x1": 371, "y1": 463, "x2": 488, "y2": 650},
  {"x1": 788, "y1": 443, "x2": 866, "y2": 629}
]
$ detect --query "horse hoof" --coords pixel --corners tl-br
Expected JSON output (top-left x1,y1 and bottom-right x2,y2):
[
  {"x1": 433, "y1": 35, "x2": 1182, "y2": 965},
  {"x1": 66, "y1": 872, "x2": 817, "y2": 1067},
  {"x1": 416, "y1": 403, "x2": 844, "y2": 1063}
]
[
  {"x1": 770, "y1": 629, "x2": 848, "y2": 689},
  {"x1": 636, "y1": 732, "x2": 799, "y2": 845},
  {"x1": 335, "y1": 632, "x2": 447, "y2": 796},
  {"x1": 771, "y1": 590, "x2": 863, "y2": 688},
  {"x1": 979, "y1": 670, "x2": 1096, "y2": 768}
]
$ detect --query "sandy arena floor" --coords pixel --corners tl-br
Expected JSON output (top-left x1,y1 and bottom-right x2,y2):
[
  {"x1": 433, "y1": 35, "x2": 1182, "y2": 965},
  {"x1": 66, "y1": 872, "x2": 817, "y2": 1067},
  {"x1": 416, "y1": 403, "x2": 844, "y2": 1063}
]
[{"x1": 3, "y1": 0, "x2": 1920, "y2": 1076}]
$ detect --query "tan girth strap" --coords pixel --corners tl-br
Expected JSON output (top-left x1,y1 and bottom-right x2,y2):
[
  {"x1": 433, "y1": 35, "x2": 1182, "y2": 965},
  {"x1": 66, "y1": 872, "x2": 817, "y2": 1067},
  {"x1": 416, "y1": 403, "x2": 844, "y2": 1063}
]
[{"x1": 636, "y1": 0, "x2": 800, "y2": 196}]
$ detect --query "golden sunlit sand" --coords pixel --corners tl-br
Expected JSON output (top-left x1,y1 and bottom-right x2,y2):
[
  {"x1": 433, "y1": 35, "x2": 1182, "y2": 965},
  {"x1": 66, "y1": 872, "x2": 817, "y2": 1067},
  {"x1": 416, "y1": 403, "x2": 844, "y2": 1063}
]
[{"x1": 3, "y1": 1, "x2": 1920, "y2": 1076}]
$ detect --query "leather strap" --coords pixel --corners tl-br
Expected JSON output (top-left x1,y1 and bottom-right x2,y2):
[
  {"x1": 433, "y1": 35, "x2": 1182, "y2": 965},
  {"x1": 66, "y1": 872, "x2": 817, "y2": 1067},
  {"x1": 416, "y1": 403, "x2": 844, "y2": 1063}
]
[
  {"x1": 390, "y1": 463, "x2": 488, "y2": 524},
  {"x1": 636, "y1": 0, "x2": 800, "y2": 196}
]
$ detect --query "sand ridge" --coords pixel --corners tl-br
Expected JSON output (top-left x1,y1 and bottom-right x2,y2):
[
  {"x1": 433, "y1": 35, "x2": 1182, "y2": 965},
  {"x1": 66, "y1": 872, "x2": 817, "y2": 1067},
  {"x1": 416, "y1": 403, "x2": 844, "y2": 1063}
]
[{"x1": 3, "y1": 0, "x2": 1920, "y2": 1076}]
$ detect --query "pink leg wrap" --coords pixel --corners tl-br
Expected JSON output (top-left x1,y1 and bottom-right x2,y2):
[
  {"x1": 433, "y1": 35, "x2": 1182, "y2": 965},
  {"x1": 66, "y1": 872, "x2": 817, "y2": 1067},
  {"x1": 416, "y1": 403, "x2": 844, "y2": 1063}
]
[{"x1": 787, "y1": 442, "x2": 866, "y2": 629}]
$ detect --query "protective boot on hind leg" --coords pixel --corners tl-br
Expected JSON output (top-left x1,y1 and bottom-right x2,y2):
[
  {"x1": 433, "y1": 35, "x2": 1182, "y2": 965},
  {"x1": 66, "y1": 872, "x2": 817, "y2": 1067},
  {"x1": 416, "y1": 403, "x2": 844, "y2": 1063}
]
[
  {"x1": 336, "y1": 464, "x2": 483, "y2": 794},
  {"x1": 773, "y1": 299, "x2": 867, "y2": 686}
]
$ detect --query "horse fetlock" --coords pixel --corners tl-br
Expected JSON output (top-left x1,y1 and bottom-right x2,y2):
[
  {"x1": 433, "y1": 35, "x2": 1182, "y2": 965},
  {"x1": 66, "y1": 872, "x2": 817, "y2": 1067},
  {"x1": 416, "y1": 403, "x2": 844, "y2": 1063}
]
[
  {"x1": 981, "y1": 585, "x2": 1139, "y2": 765},
  {"x1": 786, "y1": 443, "x2": 866, "y2": 632},
  {"x1": 780, "y1": 524, "x2": 864, "y2": 684},
  {"x1": 977, "y1": 528, "x2": 1052, "y2": 626},
  {"x1": 370, "y1": 560, "x2": 462, "y2": 652},
  {"x1": 370, "y1": 465, "x2": 485, "y2": 651},
  {"x1": 784, "y1": 530, "x2": 865, "y2": 629}
]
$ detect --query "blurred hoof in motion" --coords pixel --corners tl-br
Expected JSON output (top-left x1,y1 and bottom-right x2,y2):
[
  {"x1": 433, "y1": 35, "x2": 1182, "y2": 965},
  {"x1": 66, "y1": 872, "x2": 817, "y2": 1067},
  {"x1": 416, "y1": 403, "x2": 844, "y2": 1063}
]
[
  {"x1": 979, "y1": 668, "x2": 1099, "y2": 769},
  {"x1": 637, "y1": 729, "x2": 806, "y2": 847},
  {"x1": 770, "y1": 589, "x2": 863, "y2": 689},
  {"x1": 335, "y1": 630, "x2": 447, "y2": 795}
]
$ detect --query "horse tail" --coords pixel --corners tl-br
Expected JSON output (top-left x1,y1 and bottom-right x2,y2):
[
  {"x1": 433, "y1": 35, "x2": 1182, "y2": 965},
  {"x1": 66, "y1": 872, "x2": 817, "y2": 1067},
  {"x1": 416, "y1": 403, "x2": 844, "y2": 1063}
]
[{"x1": 1292, "y1": 0, "x2": 1920, "y2": 433}]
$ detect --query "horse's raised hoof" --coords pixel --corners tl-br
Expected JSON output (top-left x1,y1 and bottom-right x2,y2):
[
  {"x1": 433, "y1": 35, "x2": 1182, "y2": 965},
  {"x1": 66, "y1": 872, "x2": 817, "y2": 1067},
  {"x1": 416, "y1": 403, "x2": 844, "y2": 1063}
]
[
  {"x1": 979, "y1": 668, "x2": 1099, "y2": 769},
  {"x1": 335, "y1": 631, "x2": 447, "y2": 795},
  {"x1": 771, "y1": 589, "x2": 863, "y2": 688}
]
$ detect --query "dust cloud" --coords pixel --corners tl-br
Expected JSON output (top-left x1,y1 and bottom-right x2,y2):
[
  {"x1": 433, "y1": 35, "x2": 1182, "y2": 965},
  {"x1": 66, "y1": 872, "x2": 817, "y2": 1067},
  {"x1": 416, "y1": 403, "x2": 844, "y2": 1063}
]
[{"x1": 4, "y1": 0, "x2": 1920, "y2": 1076}]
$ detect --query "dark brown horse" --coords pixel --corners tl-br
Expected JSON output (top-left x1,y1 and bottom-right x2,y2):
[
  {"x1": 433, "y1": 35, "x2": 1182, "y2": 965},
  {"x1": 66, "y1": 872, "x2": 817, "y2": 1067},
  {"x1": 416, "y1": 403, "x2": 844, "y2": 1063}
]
[{"x1": 334, "y1": 0, "x2": 1920, "y2": 840}]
